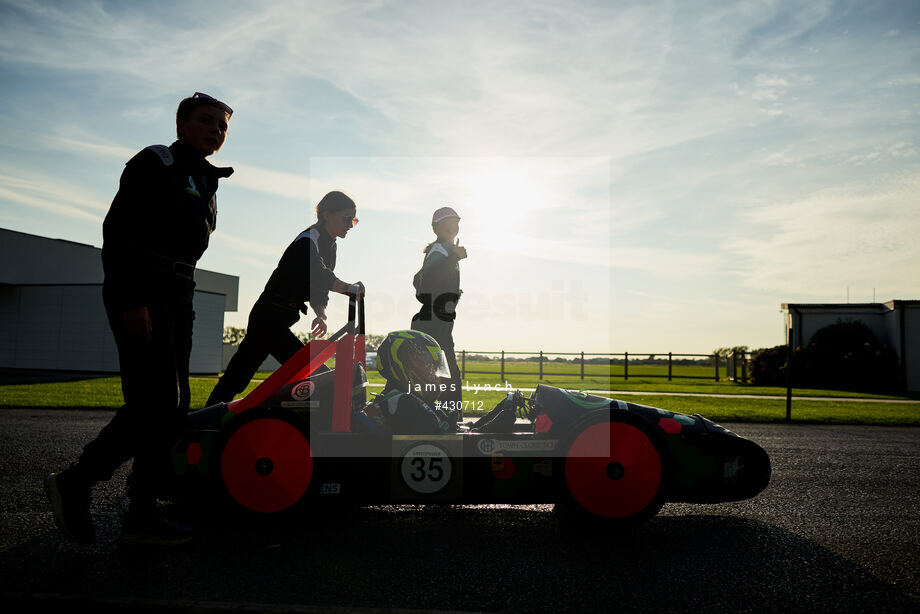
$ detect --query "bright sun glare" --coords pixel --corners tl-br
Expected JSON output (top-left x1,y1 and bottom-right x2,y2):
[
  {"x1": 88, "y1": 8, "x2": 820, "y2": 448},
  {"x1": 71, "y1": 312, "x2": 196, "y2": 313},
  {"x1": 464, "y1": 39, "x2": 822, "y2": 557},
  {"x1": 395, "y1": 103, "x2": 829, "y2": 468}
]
[{"x1": 463, "y1": 162, "x2": 549, "y2": 252}]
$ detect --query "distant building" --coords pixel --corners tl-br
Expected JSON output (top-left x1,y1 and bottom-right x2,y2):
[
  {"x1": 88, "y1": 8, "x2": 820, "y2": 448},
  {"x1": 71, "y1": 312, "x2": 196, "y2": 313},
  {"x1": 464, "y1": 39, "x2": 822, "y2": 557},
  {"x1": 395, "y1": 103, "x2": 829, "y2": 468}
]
[
  {"x1": 782, "y1": 301, "x2": 920, "y2": 392},
  {"x1": 0, "y1": 228, "x2": 238, "y2": 374}
]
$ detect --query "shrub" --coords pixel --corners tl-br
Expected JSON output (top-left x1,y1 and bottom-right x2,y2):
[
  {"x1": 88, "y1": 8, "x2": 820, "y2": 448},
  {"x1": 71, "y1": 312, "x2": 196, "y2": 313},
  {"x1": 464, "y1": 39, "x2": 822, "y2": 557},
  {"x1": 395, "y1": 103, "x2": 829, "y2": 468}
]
[
  {"x1": 794, "y1": 321, "x2": 900, "y2": 392},
  {"x1": 751, "y1": 321, "x2": 901, "y2": 392},
  {"x1": 750, "y1": 345, "x2": 788, "y2": 386}
]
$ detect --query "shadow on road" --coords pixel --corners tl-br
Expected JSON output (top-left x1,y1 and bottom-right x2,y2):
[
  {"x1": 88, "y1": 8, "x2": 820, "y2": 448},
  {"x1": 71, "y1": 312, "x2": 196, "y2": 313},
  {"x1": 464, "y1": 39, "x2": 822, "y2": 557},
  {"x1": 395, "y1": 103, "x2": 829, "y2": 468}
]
[{"x1": 2, "y1": 505, "x2": 916, "y2": 613}]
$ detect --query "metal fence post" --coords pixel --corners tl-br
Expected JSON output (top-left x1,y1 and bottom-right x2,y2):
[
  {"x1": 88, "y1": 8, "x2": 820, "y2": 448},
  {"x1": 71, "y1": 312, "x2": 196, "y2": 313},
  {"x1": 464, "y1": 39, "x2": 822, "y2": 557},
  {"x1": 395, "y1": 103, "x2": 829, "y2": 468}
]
[
  {"x1": 786, "y1": 328, "x2": 794, "y2": 422},
  {"x1": 580, "y1": 352, "x2": 585, "y2": 380},
  {"x1": 501, "y1": 350, "x2": 505, "y2": 382},
  {"x1": 624, "y1": 351, "x2": 628, "y2": 380},
  {"x1": 715, "y1": 353, "x2": 720, "y2": 382},
  {"x1": 742, "y1": 353, "x2": 748, "y2": 384},
  {"x1": 539, "y1": 351, "x2": 543, "y2": 380},
  {"x1": 668, "y1": 352, "x2": 672, "y2": 381},
  {"x1": 461, "y1": 350, "x2": 466, "y2": 378}
]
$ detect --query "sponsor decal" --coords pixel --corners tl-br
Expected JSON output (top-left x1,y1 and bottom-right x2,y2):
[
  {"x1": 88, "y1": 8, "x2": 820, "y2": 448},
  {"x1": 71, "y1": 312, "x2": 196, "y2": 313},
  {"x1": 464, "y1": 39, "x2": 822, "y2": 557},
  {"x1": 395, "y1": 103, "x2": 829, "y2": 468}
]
[
  {"x1": 535, "y1": 413, "x2": 553, "y2": 433},
  {"x1": 560, "y1": 389, "x2": 611, "y2": 410},
  {"x1": 400, "y1": 443, "x2": 452, "y2": 494},
  {"x1": 476, "y1": 439, "x2": 557, "y2": 455},
  {"x1": 723, "y1": 457, "x2": 742, "y2": 481},
  {"x1": 491, "y1": 453, "x2": 516, "y2": 480},
  {"x1": 658, "y1": 417, "x2": 683, "y2": 435},
  {"x1": 533, "y1": 460, "x2": 553, "y2": 477},
  {"x1": 291, "y1": 380, "x2": 315, "y2": 401},
  {"x1": 185, "y1": 442, "x2": 203, "y2": 466},
  {"x1": 319, "y1": 483, "x2": 341, "y2": 495}
]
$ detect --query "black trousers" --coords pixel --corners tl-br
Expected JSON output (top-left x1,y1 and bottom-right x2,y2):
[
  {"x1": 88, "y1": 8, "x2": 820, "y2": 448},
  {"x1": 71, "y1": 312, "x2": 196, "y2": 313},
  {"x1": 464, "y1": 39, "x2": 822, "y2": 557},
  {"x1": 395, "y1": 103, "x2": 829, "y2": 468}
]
[
  {"x1": 410, "y1": 315, "x2": 462, "y2": 406},
  {"x1": 75, "y1": 278, "x2": 194, "y2": 509},
  {"x1": 207, "y1": 302, "x2": 303, "y2": 406}
]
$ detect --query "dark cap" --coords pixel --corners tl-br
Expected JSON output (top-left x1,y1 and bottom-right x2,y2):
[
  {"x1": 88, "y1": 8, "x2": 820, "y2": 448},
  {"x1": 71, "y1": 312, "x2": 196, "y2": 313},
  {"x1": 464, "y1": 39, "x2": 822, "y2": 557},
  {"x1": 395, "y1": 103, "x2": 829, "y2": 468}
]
[{"x1": 316, "y1": 191, "x2": 356, "y2": 216}]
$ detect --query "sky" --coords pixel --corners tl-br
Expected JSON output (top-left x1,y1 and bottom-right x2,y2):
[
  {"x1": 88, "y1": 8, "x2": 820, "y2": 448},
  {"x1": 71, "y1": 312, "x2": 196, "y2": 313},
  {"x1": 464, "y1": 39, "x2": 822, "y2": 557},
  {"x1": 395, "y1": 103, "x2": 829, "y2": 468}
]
[{"x1": 0, "y1": 0, "x2": 917, "y2": 356}]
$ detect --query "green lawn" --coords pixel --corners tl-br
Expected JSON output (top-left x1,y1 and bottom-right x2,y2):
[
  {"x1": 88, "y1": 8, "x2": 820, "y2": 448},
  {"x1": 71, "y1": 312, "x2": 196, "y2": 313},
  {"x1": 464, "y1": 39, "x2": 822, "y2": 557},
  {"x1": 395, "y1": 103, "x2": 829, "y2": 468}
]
[{"x1": 2, "y1": 367, "x2": 918, "y2": 426}]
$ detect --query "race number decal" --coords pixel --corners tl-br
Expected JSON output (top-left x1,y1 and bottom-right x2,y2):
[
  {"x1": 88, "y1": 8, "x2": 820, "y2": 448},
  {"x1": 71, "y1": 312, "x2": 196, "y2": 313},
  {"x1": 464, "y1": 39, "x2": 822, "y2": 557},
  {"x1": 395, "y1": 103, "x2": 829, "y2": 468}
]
[{"x1": 400, "y1": 443, "x2": 452, "y2": 494}]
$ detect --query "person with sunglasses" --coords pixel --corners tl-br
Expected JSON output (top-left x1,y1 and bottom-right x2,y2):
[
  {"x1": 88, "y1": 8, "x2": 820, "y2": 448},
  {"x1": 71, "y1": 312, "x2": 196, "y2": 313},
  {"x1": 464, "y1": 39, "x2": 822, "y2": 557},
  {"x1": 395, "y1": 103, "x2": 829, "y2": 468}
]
[
  {"x1": 206, "y1": 190, "x2": 365, "y2": 406},
  {"x1": 44, "y1": 93, "x2": 234, "y2": 547}
]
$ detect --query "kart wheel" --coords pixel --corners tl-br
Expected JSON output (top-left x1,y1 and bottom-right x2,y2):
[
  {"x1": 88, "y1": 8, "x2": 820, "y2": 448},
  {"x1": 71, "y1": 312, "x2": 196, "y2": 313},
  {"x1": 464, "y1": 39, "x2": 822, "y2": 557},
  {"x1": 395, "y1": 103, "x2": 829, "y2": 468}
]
[
  {"x1": 557, "y1": 411, "x2": 666, "y2": 527},
  {"x1": 215, "y1": 408, "x2": 313, "y2": 515}
]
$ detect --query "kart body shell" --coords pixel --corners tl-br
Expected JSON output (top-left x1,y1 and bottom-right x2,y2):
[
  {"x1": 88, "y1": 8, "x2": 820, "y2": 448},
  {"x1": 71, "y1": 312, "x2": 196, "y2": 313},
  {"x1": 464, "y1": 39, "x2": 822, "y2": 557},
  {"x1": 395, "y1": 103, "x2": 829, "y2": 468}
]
[{"x1": 171, "y1": 298, "x2": 770, "y2": 526}]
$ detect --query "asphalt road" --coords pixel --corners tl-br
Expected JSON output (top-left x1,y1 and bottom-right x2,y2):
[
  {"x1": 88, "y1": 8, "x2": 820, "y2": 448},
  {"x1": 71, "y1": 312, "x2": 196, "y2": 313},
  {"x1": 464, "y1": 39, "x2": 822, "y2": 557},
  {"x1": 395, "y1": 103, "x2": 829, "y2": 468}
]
[{"x1": 1, "y1": 409, "x2": 918, "y2": 613}]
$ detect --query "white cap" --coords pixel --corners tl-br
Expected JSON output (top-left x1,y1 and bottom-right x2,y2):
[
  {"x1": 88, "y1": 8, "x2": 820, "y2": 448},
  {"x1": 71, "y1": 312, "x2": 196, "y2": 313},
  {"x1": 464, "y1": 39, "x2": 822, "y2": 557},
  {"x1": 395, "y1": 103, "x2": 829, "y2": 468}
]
[{"x1": 432, "y1": 206, "x2": 460, "y2": 225}]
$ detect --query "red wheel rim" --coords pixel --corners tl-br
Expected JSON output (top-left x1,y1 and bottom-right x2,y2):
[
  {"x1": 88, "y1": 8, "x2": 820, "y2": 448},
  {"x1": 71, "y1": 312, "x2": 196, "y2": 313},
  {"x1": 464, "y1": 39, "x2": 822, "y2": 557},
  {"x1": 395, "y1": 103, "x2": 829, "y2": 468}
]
[
  {"x1": 565, "y1": 422, "x2": 662, "y2": 519},
  {"x1": 220, "y1": 418, "x2": 313, "y2": 513}
]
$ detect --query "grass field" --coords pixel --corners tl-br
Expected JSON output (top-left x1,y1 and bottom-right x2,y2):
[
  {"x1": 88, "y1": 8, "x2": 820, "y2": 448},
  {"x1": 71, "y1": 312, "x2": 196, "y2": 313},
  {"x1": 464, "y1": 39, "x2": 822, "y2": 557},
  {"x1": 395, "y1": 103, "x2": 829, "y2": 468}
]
[
  {"x1": 461, "y1": 359, "x2": 720, "y2": 381},
  {"x1": 2, "y1": 361, "x2": 918, "y2": 426}
]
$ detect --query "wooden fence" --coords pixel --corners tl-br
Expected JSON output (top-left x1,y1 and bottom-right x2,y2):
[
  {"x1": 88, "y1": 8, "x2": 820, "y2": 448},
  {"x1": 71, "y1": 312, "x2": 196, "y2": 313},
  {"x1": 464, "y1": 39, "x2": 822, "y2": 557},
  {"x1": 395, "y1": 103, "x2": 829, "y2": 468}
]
[{"x1": 457, "y1": 350, "x2": 752, "y2": 383}]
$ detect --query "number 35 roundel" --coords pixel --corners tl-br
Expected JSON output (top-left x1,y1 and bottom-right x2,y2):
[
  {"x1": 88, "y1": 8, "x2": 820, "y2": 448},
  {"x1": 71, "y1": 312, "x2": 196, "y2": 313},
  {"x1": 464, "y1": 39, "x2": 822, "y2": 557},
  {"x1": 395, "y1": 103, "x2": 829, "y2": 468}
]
[{"x1": 400, "y1": 443, "x2": 452, "y2": 494}]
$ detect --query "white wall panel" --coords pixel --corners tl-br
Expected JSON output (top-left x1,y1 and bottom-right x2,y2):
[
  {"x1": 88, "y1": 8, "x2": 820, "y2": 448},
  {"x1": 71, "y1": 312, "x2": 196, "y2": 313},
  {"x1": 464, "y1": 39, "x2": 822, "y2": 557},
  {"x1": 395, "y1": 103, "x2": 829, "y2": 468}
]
[{"x1": 190, "y1": 291, "x2": 225, "y2": 374}]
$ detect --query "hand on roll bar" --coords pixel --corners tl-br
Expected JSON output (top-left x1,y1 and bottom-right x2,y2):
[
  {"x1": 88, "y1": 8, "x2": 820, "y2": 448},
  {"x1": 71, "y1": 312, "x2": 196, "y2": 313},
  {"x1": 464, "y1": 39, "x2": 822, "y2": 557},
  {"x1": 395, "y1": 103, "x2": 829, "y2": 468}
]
[
  {"x1": 349, "y1": 281, "x2": 365, "y2": 298},
  {"x1": 311, "y1": 315, "x2": 328, "y2": 337}
]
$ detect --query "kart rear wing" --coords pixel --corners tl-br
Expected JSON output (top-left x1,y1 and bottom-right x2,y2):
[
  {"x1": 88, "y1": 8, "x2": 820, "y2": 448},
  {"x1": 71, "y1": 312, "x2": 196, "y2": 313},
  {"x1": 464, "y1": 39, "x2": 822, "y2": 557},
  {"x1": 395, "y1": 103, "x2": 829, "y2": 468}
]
[{"x1": 227, "y1": 294, "x2": 365, "y2": 433}]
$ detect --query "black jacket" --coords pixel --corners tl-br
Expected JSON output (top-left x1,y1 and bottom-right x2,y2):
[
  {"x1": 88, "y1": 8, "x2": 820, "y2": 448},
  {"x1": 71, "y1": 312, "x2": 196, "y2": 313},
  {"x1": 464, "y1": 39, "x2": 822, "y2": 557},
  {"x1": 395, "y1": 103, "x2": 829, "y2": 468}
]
[
  {"x1": 255, "y1": 224, "x2": 337, "y2": 319},
  {"x1": 413, "y1": 240, "x2": 461, "y2": 322},
  {"x1": 101, "y1": 140, "x2": 233, "y2": 308}
]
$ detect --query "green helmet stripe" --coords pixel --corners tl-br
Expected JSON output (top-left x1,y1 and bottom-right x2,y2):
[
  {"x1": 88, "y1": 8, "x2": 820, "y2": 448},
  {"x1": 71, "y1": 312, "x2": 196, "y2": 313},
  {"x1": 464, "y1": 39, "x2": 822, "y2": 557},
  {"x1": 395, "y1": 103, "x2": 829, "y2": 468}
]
[{"x1": 390, "y1": 338, "x2": 408, "y2": 382}]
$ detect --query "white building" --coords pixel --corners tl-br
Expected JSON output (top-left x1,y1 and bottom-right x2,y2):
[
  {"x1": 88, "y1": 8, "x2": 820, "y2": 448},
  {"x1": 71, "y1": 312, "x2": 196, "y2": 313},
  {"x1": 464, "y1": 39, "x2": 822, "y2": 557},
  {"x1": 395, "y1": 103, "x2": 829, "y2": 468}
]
[
  {"x1": 0, "y1": 228, "x2": 238, "y2": 374},
  {"x1": 782, "y1": 301, "x2": 920, "y2": 392}
]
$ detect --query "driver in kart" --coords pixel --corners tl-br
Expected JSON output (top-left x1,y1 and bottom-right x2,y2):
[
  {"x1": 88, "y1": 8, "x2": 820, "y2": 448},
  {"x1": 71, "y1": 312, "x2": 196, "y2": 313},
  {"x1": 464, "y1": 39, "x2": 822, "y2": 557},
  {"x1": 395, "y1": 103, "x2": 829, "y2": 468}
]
[
  {"x1": 365, "y1": 330, "x2": 521, "y2": 434},
  {"x1": 367, "y1": 330, "x2": 458, "y2": 434}
]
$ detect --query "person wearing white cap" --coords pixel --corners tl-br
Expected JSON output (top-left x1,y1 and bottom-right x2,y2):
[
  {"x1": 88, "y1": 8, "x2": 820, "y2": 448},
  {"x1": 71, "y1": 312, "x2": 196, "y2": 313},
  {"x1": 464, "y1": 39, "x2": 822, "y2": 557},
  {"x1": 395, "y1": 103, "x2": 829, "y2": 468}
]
[{"x1": 410, "y1": 206, "x2": 467, "y2": 414}]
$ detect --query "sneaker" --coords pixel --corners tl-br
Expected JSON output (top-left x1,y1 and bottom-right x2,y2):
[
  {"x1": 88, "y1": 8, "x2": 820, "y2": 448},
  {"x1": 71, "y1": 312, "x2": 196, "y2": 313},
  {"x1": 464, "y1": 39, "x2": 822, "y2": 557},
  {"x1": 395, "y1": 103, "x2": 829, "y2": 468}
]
[
  {"x1": 120, "y1": 515, "x2": 196, "y2": 547},
  {"x1": 44, "y1": 471, "x2": 95, "y2": 544}
]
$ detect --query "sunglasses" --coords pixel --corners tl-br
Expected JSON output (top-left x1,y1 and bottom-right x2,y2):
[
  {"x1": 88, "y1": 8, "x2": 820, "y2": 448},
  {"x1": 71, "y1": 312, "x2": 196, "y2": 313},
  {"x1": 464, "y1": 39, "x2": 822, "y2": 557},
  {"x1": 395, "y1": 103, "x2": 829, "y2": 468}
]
[
  {"x1": 193, "y1": 92, "x2": 233, "y2": 117},
  {"x1": 342, "y1": 214, "x2": 358, "y2": 228}
]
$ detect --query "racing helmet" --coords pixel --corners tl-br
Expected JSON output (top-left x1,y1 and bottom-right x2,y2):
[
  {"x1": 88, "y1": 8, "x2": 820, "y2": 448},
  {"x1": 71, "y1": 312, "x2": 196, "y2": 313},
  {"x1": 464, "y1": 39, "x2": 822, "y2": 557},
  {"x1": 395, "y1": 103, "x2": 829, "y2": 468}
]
[{"x1": 376, "y1": 330, "x2": 451, "y2": 398}]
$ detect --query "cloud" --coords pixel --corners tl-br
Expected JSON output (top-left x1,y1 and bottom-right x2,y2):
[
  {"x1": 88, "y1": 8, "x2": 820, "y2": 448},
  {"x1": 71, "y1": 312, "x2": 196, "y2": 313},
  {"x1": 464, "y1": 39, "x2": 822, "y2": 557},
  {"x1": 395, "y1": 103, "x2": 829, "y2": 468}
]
[
  {"x1": 611, "y1": 246, "x2": 721, "y2": 277},
  {"x1": 224, "y1": 164, "x2": 312, "y2": 202},
  {"x1": 41, "y1": 135, "x2": 136, "y2": 162},
  {"x1": 725, "y1": 172, "x2": 920, "y2": 296},
  {"x1": 0, "y1": 172, "x2": 107, "y2": 211},
  {"x1": 0, "y1": 1, "x2": 801, "y2": 159},
  {"x1": 2, "y1": 0, "x2": 918, "y2": 353},
  {"x1": 209, "y1": 230, "x2": 279, "y2": 258},
  {"x1": 39, "y1": 133, "x2": 318, "y2": 205},
  {"x1": 730, "y1": 1, "x2": 834, "y2": 60},
  {"x1": 0, "y1": 184, "x2": 103, "y2": 223}
]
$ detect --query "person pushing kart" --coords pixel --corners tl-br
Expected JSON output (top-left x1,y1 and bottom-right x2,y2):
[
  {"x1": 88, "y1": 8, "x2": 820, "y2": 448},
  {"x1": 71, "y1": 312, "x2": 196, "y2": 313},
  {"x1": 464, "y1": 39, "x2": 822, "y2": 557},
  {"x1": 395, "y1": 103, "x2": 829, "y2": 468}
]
[{"x1": 207, "y1": 191, "x2": 365, "y2": 406}]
